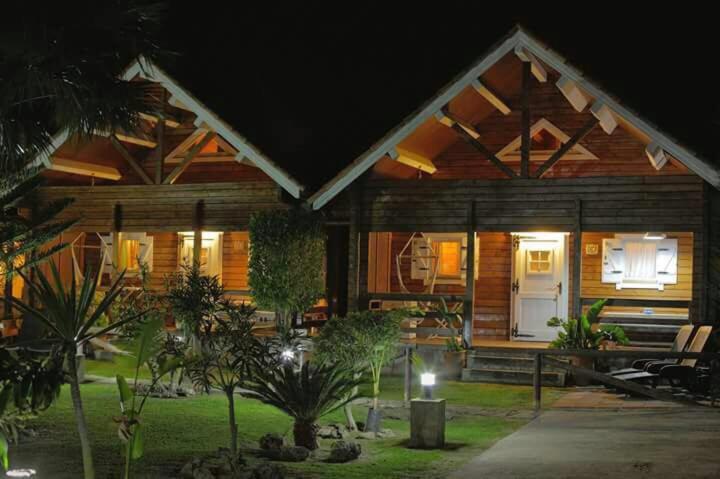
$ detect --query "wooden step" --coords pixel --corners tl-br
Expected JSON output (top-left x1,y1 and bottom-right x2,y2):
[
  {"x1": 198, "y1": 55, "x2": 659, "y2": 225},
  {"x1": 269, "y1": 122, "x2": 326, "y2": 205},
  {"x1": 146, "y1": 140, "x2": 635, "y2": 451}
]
[{"x1": 467, "y1": 354, "x2": 567, "y2": 373}]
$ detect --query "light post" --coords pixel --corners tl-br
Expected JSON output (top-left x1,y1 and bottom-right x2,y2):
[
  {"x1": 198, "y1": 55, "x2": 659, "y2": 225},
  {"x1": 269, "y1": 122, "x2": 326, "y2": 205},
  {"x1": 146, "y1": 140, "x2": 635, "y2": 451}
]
[
  {"x1": 420, "y1": 372, "x2": 436, "y2": 399},
  {"x1": 409, "y1": 371, "x2": 445, "y2": 449}
]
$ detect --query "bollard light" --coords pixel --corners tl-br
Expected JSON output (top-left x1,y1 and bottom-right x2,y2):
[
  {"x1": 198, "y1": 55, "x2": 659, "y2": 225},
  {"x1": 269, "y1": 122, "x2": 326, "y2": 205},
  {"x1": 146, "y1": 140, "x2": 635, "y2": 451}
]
[
  {"x1": 281, "y1": 349, "x2": 295, "y2": 362},
  {"x1": 420, "y1": 372, "x2": 436, "y2": 399},
  {"x1": 6, "y1": 469, "x2": 37, "y2": 478}
]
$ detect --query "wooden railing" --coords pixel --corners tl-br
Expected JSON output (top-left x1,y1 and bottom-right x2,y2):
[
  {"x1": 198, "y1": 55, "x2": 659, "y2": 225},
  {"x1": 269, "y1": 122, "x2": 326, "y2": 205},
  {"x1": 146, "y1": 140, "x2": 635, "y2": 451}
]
[{"x1": 531, "y1": 349, "x2": 720, "y2": 411}]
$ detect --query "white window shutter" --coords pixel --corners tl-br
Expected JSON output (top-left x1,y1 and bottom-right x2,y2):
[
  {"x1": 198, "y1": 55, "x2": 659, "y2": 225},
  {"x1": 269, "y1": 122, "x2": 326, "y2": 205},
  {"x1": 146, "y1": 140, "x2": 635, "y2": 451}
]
[
  {"x1": 138, "y1": 235, "x2": 154, "y2": 272},
  {"x1": 602, "y1": 238, "x2": 625, "y2": 286},
  {"x1": 656, "y1": 238, "x2": 678, "y2": 284},
  {"x1": 100, "y1": 234, "x2": 114, "y2": 269},
  {"x1": 411, "y1": 237, "x2": 432, "y2": 281}
]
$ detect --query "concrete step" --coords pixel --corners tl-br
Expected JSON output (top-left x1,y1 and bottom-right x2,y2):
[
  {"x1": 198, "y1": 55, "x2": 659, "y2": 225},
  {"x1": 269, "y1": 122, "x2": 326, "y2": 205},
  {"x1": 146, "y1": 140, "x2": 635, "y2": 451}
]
[
  {"x1": 461, "y1": 368, "x2": 566, "y2": 387},
  {"x1": 467, "y1": 354, "x2": 567, "y2": 373}
]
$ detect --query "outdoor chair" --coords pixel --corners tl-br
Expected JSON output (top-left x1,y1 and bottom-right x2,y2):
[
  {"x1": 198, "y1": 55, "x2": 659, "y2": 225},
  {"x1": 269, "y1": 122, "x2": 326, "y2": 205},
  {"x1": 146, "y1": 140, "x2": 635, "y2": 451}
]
[
  {"x1": 612, "y1": 325, "x2": 713, "y2": 387},
  {"x1": 609, "y1": 324, "x2": 695, "y2": 376}
]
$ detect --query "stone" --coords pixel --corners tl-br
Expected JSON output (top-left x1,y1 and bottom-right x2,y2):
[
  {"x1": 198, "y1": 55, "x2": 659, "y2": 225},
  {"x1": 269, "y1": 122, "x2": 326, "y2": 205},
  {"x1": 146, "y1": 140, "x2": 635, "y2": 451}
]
[
  {"x1": 409, "y1": 399, "x2": 446, "y2": 449},
  {"x1": 265, "y1": 446, "x2": 310, "y2": 462},
  {"x1": 251, "y1": 463, "x2": 286, "y2": 479},
  {"x1": 327, "y1": 440, "x2": 362, "y2": 463},
  {"x1": 179, "y1": 448, "x2": 245, "y2": 478},
  {"x1": 317, "y1": 423, "x2": 349, "y2": 439},
  {"x1": 259, "y1": 433, "x2": 285, "y2": 450}
]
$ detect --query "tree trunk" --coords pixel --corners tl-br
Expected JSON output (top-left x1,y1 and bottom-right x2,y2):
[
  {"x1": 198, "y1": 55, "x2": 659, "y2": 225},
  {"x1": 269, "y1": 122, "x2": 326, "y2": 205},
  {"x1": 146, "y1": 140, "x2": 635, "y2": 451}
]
[
  {"x1": 343, "y1": 383, "x2": 359, "y2": 431},
  {"x1": 293, "y1": 420, "x2": 318, "y2": 450},
  {"x1": 68, "y1": 352, "x2": 95, "y2": 479},
  {"x1": 226, "y1": 389, "x2": 238, "y2": 455}
]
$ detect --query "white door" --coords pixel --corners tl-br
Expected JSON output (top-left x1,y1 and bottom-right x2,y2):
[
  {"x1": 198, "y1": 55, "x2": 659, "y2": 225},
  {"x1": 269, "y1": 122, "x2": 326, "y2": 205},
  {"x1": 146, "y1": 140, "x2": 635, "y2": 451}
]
[
  {"x1": 511, "y1": 234, "x2": 568, "y2": 342},
  {"x1": 179, "y1": 232, "x2": 223, "y2": 280}
]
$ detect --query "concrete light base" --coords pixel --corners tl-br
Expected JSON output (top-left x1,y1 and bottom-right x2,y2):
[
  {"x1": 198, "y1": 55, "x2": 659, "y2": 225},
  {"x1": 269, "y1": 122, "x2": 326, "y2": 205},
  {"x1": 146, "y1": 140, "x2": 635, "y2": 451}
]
[{"x1": 409, "y1": 398, "x2": 446, "y2": 449}]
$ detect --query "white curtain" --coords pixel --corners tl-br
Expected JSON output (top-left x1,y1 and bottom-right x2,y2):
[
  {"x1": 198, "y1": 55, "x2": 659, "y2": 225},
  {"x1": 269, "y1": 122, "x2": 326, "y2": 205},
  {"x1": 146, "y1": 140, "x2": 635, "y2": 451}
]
[{"x1": 625, "y1": 241, "x2": 656, "y2": 280}]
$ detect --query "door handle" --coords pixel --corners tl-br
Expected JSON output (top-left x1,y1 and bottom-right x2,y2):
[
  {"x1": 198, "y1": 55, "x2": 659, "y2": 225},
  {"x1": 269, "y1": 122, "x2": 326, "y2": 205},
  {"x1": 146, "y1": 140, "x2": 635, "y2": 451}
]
[{"x1": 556, "y1": 281, "x2": 562, "y2": 295}]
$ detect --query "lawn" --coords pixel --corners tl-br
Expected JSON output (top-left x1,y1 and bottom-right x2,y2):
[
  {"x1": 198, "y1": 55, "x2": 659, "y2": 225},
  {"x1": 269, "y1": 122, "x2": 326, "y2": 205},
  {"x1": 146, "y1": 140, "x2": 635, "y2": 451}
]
[{"x1": 8, "y1": 384, "x2": 525, "y2": 478}]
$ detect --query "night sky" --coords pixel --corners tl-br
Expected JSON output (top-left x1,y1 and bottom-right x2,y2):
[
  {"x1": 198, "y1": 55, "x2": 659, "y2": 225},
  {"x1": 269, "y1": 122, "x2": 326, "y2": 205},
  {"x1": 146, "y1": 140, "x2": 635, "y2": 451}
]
[{"x1": 11, "y1": 4, "x2": 720, "y2": 191}]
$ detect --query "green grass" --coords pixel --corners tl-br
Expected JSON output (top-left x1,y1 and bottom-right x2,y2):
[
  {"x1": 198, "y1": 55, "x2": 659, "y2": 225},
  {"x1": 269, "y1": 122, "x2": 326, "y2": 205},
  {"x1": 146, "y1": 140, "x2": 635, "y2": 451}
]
[
  {"x1": 9, "y1": 384, "x2": 526, "y2": 478},
  {"x1": 86, "y1": 355, "x2": 152, "y2": 380},
  {"x1": 360, "y1": 375, "x2": 566, "y2": 409}
]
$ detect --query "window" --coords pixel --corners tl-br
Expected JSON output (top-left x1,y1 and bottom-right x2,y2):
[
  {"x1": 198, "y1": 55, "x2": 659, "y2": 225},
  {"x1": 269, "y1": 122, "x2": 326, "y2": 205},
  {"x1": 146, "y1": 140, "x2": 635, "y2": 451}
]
[
  {"x1": 602, "y1": 235, "x2": 677, "y2": 290},
  {"x1": 410, "y1": 233, "x2": 478, "y2": 285},
  {"x1": 527, "y1": 249, "x2": 552, "y2": 274},
  {"x1": 437, "y1": 241, "x2": 461, "y2": 277},
  {"x1": 118, "y1": 239, "x2": 141, "y2": 272}
]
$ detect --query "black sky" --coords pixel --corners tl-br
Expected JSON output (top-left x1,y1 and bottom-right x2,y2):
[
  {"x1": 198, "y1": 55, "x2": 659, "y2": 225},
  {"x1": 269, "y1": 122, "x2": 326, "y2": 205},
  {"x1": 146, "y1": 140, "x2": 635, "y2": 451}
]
[{"x1": 13, "y1": 3, "x2": 720, "y2": 191}]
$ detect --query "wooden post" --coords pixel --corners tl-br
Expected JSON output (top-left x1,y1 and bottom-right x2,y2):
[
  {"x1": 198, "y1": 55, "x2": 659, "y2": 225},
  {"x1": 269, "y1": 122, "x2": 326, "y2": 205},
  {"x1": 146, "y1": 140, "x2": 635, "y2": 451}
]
[
  {"x1": 193, "y1": 230, "x2": 202, "y2": 268},
  {"x1": 347, "y1": 185, "x2": 360, "y2": 312},
  {"x1": 700, "y1": 182, "x2": 710, "y2": 323},
  {"x1": 155, "y1": 90, "x2": 166, "y2": 184},
  {"x1": 358, "y1": 231, "x2": 370, "y2": 311},
  {"x1": 572, "y1": 199, "x2": 583, "y2": 319},
  {"x1": 533, "y1": 353, "x2": 542, "y2": 412},
  {"x1": 463, "y1": 200, "x2": 476, "y2": 348},
  {"x1": 520, "y1": 61, "x2": 531, "y2": 178},
  {"x1": 112, "y1": 203, "x2": 122, "y2": 281},
  {"x1": 404, "y1": 346, "x2": 413, "y2": 405},
  {"x1": 192, "y1": 199, "x2": 204, "y2": 269}
]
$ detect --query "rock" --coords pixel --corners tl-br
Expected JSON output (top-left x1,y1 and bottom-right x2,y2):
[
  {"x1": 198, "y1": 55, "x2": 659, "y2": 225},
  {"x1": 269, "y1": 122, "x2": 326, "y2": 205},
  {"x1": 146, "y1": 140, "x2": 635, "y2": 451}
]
[
  {"x1": 265, "y1": 445, "x2": 310, "y2": 462},
  {"x1": 179, "y1": 448, "x2": 245, "y2": 478},
  {"x1": 327, "y1": 440, "x2": 361, "y2": 463},
  {"x1": 251, "y1": 463, "x2": 286, "y2": 479},
  {"x1": 317, "y1": 423, "x2": 348, "y2": 439},
  {"x1": 259, "y1": 433, "x2": 285, "y2": 450}
]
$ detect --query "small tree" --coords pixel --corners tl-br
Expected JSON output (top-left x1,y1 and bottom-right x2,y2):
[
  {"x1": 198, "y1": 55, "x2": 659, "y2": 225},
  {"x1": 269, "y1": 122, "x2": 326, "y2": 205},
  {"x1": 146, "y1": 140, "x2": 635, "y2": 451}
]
[
  {"x1": 314, "y1": 310, "x2": 403, "y2": 432},
  {"x1": 186, "y1": 304, "x2": 261, "y2": 456},
  {"x1": 246, "y1": 361, "x2": 362, "y2": 450},
  {"x1": 248, "y1": 209, "x2": 325, "y2": 330},
  {"x1": 7, "y1": 264, "x2": 141, "y2": 479}
]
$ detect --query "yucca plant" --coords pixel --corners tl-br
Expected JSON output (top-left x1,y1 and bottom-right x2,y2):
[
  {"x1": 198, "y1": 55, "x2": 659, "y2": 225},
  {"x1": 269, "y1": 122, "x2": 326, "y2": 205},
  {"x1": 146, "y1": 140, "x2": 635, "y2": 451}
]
[
  {"x1": 7, "y1": 263, "x2": 141, "y2": 479},
  {"x1": 245, "y1": 361, "x2": 362, "y2": 450}
]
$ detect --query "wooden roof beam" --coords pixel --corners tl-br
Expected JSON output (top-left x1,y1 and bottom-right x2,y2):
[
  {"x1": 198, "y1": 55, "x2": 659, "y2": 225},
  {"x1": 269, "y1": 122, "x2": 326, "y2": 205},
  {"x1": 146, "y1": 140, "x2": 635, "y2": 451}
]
[
  {"x1": 387, "y1": 147, "x2": 437, "y2": 174},
  {"x1": 533, "y1": 118, "x2": 598, "y2": 178},
  {"x1": 645, "y1": 142, "x2": 668, "y2": 170},
  {"x1": 48, "y1": 157, "x2": 122, "y2": 181},
  {"x1": 114, "y1": 128, "x2": 158, "y2": 148},
  {"x1": 163, "y1": 131, "x2": 217, "y2": 184},
  {"x1": 110, "y1": 135, "x2": 154, "y2": 185},
  {"x1": 556, "y1": 75, "x2": 590, "y2": 112},
  {"x1": 590, "y1": 101, "x2": 618, "y2": 135},
  {"x1": 434, "y1": 110, "x2": 480, "y2": 139},
  {"x1": 435, "y1": 109, "x2": 517, "y2": 178},
  {"x1": 139, "y1": 112, "x2": 181, "y2": 128},
  {"x1": 471, "y1": 79, "x2": 511, "y2": 115},
  {"x1": 514, "y1": 47, "x2": 547, "y2": 83},
  {"x1": 163, "y1": 129, "x2": 208, "y2": 164}
]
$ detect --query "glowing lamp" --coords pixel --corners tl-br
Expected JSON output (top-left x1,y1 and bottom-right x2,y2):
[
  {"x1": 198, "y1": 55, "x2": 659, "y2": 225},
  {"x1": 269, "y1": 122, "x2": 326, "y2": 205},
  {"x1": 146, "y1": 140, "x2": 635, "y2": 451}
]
[
  {"x1": 281, "y1": 349, "x2": 294, "y2": 361},
  {"x1": 644, "y1": 232, "x2": 666, "y2": 240},
  {"x1": 421, "y1": 372, "x2": 436, "y2": 399}
]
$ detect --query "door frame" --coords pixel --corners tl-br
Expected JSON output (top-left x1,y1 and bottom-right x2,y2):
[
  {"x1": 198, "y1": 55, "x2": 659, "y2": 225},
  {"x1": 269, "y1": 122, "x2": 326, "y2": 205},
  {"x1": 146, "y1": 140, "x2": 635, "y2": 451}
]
[{"x1": 510, "y1": 232, "x2": 570, "y2": 342}]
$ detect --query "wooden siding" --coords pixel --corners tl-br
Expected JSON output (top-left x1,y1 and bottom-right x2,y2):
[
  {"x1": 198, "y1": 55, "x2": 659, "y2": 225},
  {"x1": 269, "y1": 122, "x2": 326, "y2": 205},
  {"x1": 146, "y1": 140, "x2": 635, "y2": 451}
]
[
  {"x1": 147, "y1": 232, "x2": 179, "y2": 292},
  {"x1": 36, "y1": 182, "x2": 286, "y2": 232},
  {"x1": 357, "y1": 176, "x2": 704, "y2": 233},
  {"x1": 222, "y1": 232, "x2": 250, "y2": 292},
  {"x1": 580, "y1": 232, "x2": 694, "y2": 302}
]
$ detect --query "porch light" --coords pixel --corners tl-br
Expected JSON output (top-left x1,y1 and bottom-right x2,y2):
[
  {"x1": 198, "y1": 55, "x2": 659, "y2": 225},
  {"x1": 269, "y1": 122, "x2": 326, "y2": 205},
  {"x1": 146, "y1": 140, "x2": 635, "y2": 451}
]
[
  {"x1": 421, "y1": 372, "x2": 436, "y2": 399},
  {"x1": 6, "y1": 469, "x2": 37, "y2": 478},
  {"x1": 644, "y1": 232, "x2": 666, "y2": 240}
]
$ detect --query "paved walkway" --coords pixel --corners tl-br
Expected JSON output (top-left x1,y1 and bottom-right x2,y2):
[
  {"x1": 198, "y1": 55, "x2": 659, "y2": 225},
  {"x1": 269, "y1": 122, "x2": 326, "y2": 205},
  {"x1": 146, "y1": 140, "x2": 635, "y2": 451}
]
[{"x1": 450, "y1": 408, "x2": 720, "y2": 478}]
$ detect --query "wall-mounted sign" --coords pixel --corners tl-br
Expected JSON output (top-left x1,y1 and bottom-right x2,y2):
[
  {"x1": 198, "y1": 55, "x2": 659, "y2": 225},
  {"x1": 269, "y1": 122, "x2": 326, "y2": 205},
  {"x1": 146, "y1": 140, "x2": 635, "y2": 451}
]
[{"x1": 585, "y1": 243, "x2": 599, "y2": 255}]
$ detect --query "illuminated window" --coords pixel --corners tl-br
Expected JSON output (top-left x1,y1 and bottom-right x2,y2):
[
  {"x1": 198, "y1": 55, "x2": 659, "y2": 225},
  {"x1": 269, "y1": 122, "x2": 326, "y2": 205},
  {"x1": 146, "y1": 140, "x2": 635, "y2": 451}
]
[
  {"x1": 118, "y1": 239, "x2": 141, "y2": 272},
  {"x1": 527, "y1": 250, "x2": 552, "y2": 274},
  {"x1": 437, "y1": 241, "x2": 461, "y2": 277}
]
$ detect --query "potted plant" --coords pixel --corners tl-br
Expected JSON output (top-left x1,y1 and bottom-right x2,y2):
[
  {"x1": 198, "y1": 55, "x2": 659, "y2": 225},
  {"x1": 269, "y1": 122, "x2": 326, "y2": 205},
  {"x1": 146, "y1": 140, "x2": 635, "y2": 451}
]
[
  {"x1": 546, "y1": 299, "x2": 629, "y2": 385},
  {"x1": 431, "y1": 299, "x2": 466, "y2": 379}
]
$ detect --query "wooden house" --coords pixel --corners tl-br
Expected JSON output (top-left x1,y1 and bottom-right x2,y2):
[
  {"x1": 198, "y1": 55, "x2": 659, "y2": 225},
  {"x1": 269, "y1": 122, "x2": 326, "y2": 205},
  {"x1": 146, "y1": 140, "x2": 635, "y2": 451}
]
[
  {"x1": 21, "y1": 58, "x2": 310, "y2": 318},
  {"x1": 309, "y1": 27, "x2": 720, "y2": 348}
]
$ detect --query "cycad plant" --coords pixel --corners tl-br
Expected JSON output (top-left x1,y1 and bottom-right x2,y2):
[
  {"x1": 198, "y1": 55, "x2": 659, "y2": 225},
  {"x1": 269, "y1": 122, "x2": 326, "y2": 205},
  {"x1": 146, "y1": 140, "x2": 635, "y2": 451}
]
[
  {"x1": 246, "y1": 361, "x2": 362, "y2": 450},
  {"x1": 7, "y1": 264, "x2": 141, "y2": 479}
]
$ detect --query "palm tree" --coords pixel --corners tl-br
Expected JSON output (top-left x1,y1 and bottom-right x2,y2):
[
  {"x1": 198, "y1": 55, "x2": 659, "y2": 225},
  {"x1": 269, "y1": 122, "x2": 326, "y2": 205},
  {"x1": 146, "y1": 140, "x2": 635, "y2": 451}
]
[
  {"x1": 245, "y1": 361, "x2": 362, "y2": 450},
  {"x1": 1, "y1": 175, "x2": 76, "y2": 319},
  {"x1": 7, "y1": 264, "x2": 142, "y2": 479},
  {"x1": 0, "y1": 2, "x2": 167, "y2": 175}
]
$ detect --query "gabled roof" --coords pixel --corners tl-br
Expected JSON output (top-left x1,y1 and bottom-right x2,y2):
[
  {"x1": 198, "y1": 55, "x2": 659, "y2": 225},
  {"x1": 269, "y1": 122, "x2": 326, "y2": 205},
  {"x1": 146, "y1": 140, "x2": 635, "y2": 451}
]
[
  {"x1": 34, "y1": 58, "x2": 304, "y2": 198},
  {"x1": 308, "y1": 27, "x2": 720, "y2": 210}
]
